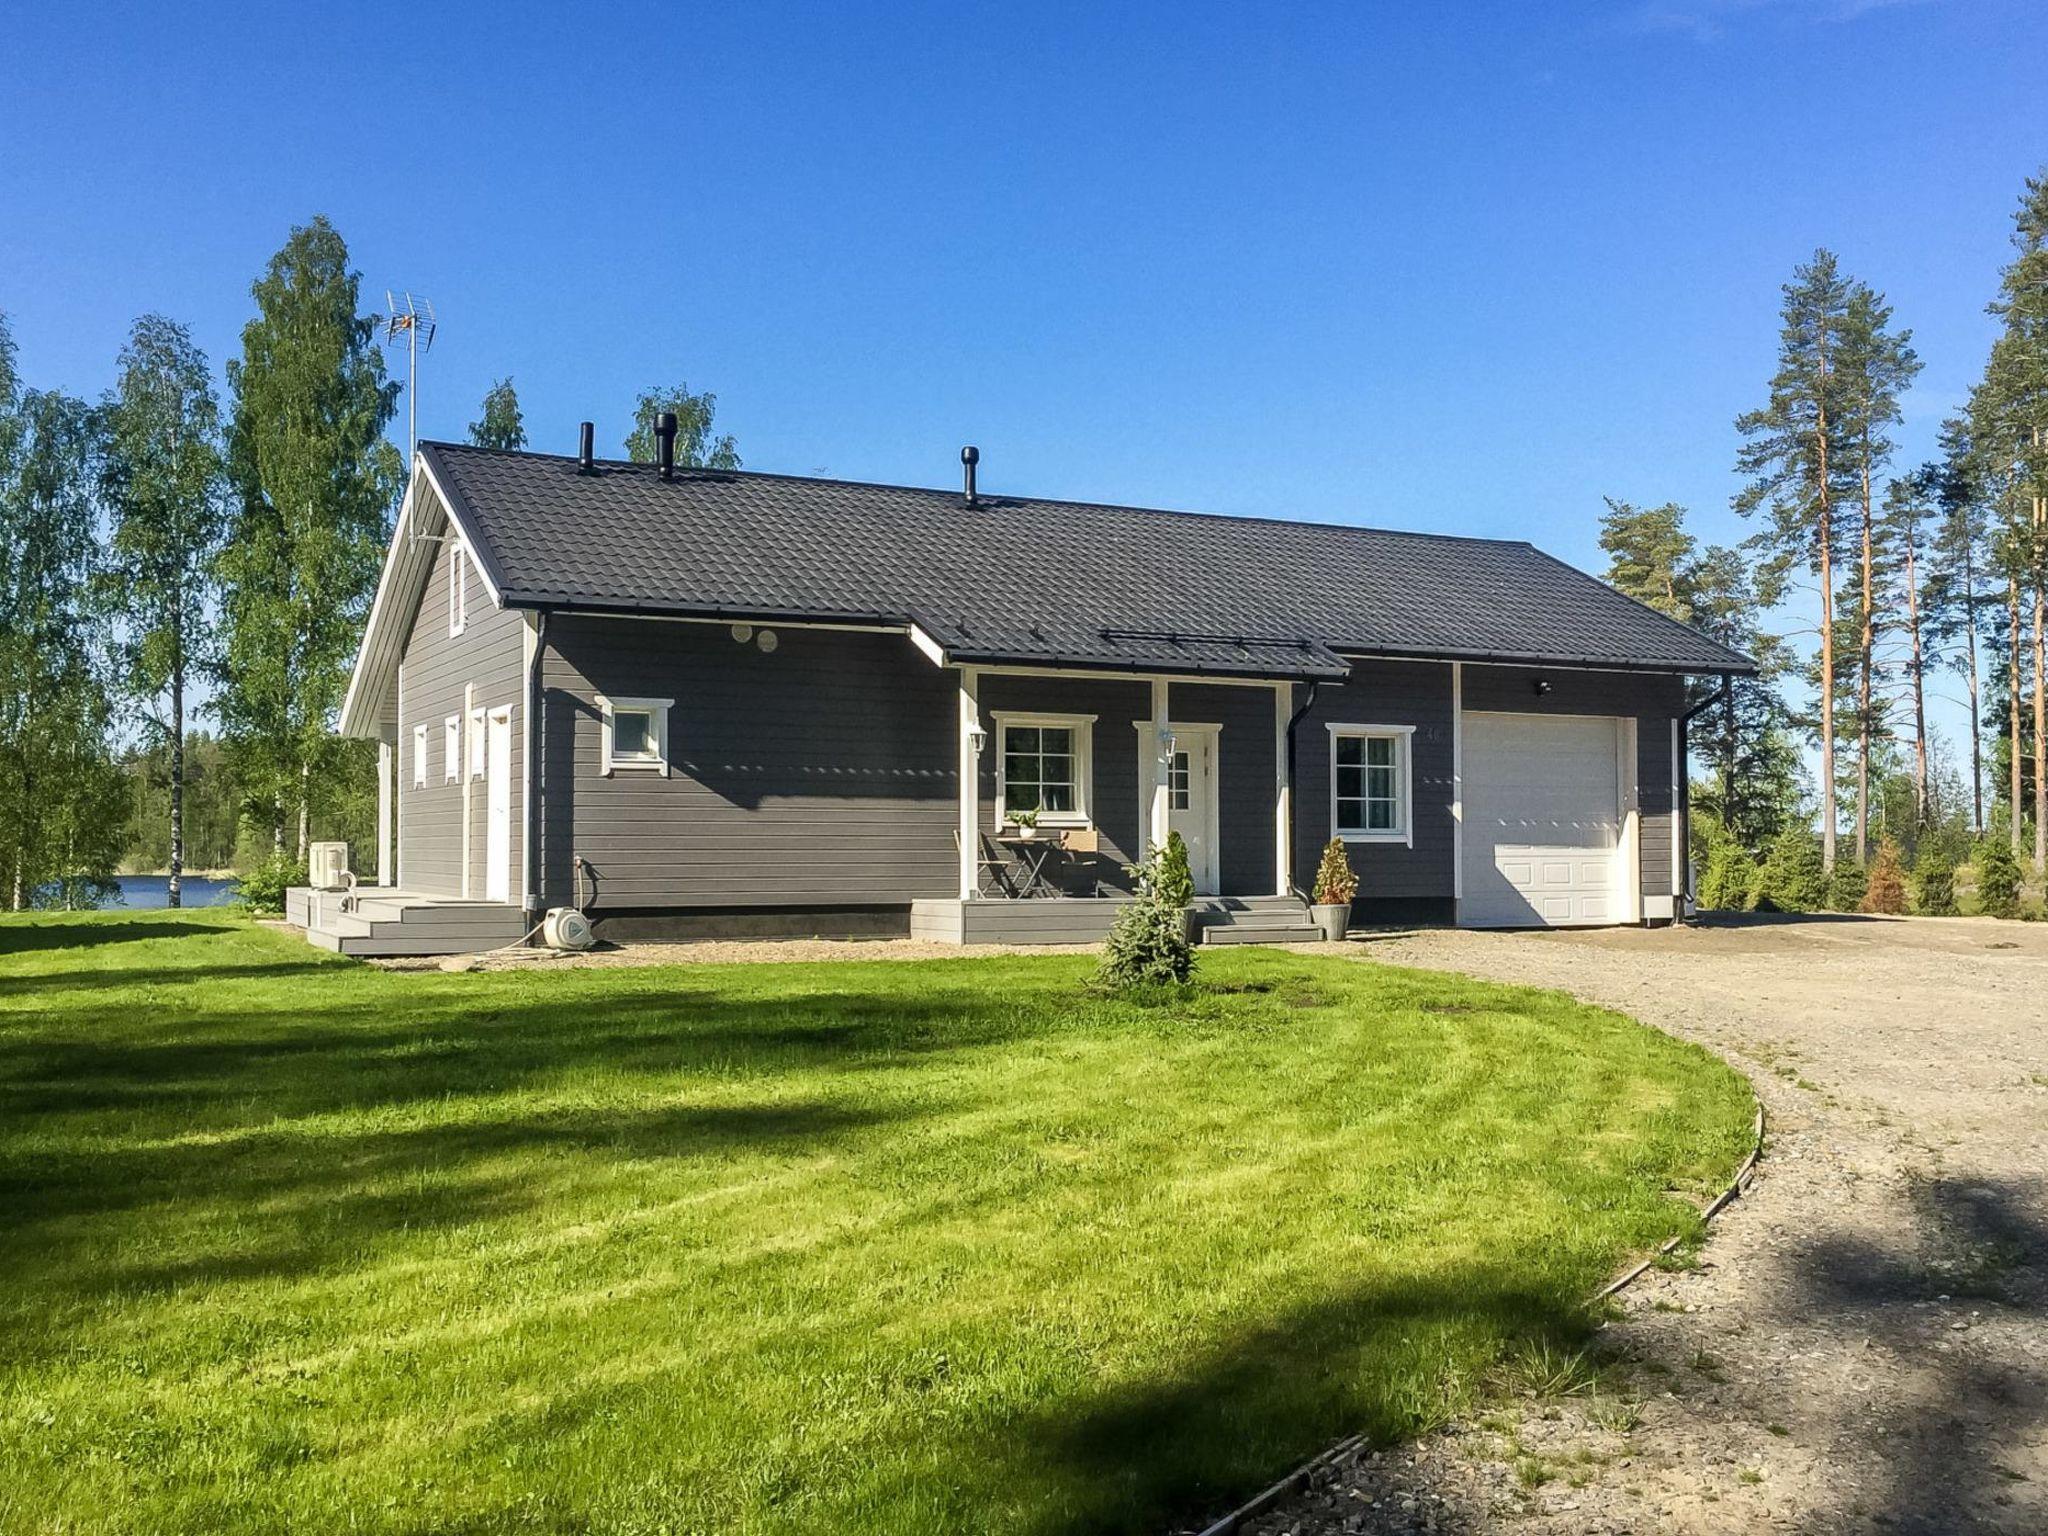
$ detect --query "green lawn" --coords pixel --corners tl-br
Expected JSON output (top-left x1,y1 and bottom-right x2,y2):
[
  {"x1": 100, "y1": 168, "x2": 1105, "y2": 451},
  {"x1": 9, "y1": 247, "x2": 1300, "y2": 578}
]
[{"x1": 0, "y1": 912, "x2": 1752, "y2": 1535}]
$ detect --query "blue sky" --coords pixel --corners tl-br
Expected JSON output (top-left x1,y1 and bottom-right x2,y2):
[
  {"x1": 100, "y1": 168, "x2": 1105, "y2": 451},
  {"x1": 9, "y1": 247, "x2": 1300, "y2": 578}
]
[{"x1": 2, "y1": 0, "x2": 2041, "y2": 750}]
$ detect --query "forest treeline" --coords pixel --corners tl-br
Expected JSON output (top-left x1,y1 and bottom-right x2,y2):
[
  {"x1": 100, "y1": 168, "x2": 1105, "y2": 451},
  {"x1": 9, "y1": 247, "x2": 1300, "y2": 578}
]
[
  {"x1": 4, "y1": 179, "x2": 2045, "y2": 914},
  {"x1": 1599, "y1": 173, "x2": 2048, "y2": 919},
  {"x1": 0, "y1": 215, "x2": 738, "y2": 907}
]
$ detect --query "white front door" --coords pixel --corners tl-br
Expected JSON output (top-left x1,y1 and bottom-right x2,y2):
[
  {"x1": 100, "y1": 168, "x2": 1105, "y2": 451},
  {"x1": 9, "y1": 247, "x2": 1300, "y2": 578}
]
[
  {"x1": 1166, "y1": 725, "x2": 1219, "y2": 895},
  {"x1": 486, "y1": 706, "x2": 513, "y2": 903},
  {"x1": 1460, "y1": 711, "x2": 1622, "y2": 928}
]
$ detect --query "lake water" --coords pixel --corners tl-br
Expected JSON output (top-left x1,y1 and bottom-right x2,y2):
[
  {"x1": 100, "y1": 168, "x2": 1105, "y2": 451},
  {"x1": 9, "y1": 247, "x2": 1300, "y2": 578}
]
[{"x1": 112, "y1": 875, "x2": 240, "y2": 909}]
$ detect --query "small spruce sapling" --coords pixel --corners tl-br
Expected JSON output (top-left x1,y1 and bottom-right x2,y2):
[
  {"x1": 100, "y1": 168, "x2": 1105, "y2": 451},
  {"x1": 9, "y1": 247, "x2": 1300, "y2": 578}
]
[
  {"x1": 1912, "y1": 851, "x2": 1957, "y2": 917},
  {"x1": 1974, "y1": 838, "x2": 2023, "y2": 919},
  {"x1": 1858, "y1": 837, "x2": 1908, "y2": 915},
  {"x1": 1097, "y1": 832, "x2": 1196, "y2": 989}
]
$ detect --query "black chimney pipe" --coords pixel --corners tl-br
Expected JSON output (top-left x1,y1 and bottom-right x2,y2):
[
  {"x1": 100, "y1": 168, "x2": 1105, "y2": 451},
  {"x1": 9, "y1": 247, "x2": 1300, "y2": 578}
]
[
  {"x1": 961, "y1": 444, "x2": 979, "y2": 507},
  {"x1": 577, "y1": 421, "x2": 595, "y2": 472},
  {"x1": 655, "y1": 412, "x2": 678, "y2": 481}
]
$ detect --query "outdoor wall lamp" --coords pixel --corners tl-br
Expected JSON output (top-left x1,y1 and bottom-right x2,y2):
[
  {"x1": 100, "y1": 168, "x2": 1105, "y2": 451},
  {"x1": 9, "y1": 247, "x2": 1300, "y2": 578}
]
[
  {"x1": 967, "y1": 723, "x2": 989, "y2": 755},
  {"x1": 1532, "y1": 678, "x2": 1553, "y2": 696}
]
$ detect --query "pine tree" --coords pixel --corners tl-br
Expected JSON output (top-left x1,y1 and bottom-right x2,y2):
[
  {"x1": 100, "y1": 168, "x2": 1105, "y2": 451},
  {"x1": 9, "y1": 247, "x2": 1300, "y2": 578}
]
[
  {"x1": 625, "y1": 383, "x2": 740, "y2": 468},
  {"x1": 1753, "y1": 823, "x2": 1827, "y2": 912},
  {"x1": 1837, "y1": 280, "x2": 1920, "y2": 864},
  {"x1": 468, "y1": 378, "x2": 527, "y2": 451},
  {"x1": 1736, "y1": 250, "x2": 1859, "y2": 874},
  {"x1": 100, "y1": 315, "x2": 224, "y2": 907},
  {"x1": 1975, "y1": 173, "x2": 2048, "y2": 879},
  {"x1": 1879, "y1": 471, "x2": 1935, "y2": 829},
  {"x1": 1601, "y1": 498, "x2": 1799, "y2": 849},
  {"x1": 218, "y1": 217, "x2": 403, "y2": 858},
  {"x1": 1922, "y1": 417, "x2": 1995, "y2": 833},
  {"x1": 1912, "y1": 845, "x2": 1958, "y2": 916}
]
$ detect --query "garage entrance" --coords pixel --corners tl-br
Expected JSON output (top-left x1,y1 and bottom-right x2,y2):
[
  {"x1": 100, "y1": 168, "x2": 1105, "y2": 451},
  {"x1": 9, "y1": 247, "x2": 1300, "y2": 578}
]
[{"x1": 1460, "y1": 711, "x2": 1626, "y2": 928}]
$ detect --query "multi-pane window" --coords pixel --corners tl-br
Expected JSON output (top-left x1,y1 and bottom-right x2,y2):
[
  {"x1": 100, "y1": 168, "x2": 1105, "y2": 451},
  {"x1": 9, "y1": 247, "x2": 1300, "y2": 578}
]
[
  {"x1": 996, "y1": 715, "x2": 1092, "y2": 824},
  {"x1": 1168, "y1": 748, "x2": 1191, "y2": 811},
  {"x1": 1331, "y1": 727, "x2": 1411, "y2": 841}
]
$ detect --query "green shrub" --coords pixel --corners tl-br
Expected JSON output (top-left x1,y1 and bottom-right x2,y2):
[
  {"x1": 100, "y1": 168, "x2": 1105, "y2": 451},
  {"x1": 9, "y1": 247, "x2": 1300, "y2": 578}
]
[
  {"x1": 1311, "y1": 837, "x2": 1357, "y2": 906},
  {"x1": 1858, "y1": 838, "x2": 1908, "y2": 915},
  {"x1": 1974, "y1": 838, "x2": 2023, "y2": 919},
  {"x1": 1825, "y1": 858, "x2": 1868, "y2": 914},
  {"x1": 1752, "y1": 824, "x2": 1825, "y2": 912},
  {"x1": 1697, "y1": 839, "x2": 1759, "y2": 912},
  {"x1": 1912, "y1": 852, "x2": 1958, "y2": 917},
  {"x1": 235, "y1": 851, "x2": 306, "y2": 915},
  {"x1": 1098, "y1": 832, "x2": 1195, "y2": 989}
]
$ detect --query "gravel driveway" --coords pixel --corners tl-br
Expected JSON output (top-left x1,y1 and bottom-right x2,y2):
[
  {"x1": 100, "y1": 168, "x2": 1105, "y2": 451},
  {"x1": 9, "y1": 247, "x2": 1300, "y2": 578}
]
[{"x1": 1247, "y1": 915, "x2": 2048, "y2": 1536}]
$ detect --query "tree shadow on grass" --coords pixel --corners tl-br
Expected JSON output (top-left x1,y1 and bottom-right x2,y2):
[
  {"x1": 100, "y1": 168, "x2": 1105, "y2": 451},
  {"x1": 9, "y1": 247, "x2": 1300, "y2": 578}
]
[{"x1": 0, "y1": 916, "x2": 229, "y2": 954}]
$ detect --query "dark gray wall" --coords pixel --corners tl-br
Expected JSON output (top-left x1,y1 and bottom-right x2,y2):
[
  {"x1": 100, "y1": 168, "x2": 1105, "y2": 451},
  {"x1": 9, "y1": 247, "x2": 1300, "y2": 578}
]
[
  {"x1": 1175, "y1": 682, "x2": 1279, "y2": 897},
  {"x1": 974, "y1": 672, "x2": 1147, "y2": 896},
  {"x1": 1289, "y1": 660, "x2": 1683, "y2": 909},
  {"x1": 538, "y1": 619, "x2": 957, "y2": 910},
  {"x1": 1291, "y1": 660, "x2": 1457, "y2": 901},
  {"x1": 395, "y1": 514, "x2": 525, "y2": 897},
  {"x1": 1461, "y1": 663, "x2": 1684, "y2": 902}
]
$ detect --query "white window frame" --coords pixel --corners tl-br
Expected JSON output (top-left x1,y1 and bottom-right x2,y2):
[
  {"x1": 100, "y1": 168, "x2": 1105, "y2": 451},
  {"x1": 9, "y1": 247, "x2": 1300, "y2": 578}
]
[
  {"x1": 448, "y1": 544, "x2": 468, "y2": 637},
  {"x1": 598, "y1": 694, "x2": 672, "y2": 776},
  {"x1": 991, "y1": 711, "x2": 1095, "y2": 828},
  {"x1": 444, "y1": 716, "x2": 461, "y2": 782},
  {"x1": 1327, "y1": 722, "x2": 1416, "y2": 847},
  {"x1": 468, "y1": 706, "x2": 487, "y2": 779},
  {"x1": 413, "y1": 723, "x2": 428, "y2": 788}
]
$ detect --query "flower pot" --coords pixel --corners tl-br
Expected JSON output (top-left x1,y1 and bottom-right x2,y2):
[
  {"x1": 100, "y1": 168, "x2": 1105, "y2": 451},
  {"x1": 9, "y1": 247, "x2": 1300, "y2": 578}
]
[{"x1": 1312, "y1": 902, "x2": 1350, "y2": 942}]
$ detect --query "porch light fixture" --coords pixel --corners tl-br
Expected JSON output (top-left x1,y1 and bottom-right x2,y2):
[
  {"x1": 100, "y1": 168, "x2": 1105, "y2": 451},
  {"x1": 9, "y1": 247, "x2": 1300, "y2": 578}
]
[
  {"x1": 1532, "y1": 678, "x2": 1553, "y2": 696},
  {"x1": 967, "y1": 722, "x2": 989, "y2": 755}
]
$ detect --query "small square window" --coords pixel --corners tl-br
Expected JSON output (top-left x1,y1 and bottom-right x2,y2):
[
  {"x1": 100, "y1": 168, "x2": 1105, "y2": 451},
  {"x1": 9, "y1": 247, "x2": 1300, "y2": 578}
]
[
  {"x1": 599, "y1": 696, "x2": 671, "y2": 775},
  {"x1": 995, "y1": 715, "x2": 1092, "y2": 825},
  {"x1": 444, "y1": 717, "x2": 460, "y2": 782},
  {"x1": 413, "y1": 724, "x2": 428, "y2": 788}
]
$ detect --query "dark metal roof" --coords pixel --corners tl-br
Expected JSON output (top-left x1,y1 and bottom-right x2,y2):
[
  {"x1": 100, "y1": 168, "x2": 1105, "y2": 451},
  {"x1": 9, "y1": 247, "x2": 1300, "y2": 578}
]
[{"x1": 420, "y1": 441, "x2": 1755, "y2": 679}]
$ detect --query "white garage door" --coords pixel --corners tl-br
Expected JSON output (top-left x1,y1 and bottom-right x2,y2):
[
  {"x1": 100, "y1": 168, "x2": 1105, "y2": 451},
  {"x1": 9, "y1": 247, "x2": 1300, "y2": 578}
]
[{"x1": 1461, "y1": 712, "x2": 1622, "y2": 928}]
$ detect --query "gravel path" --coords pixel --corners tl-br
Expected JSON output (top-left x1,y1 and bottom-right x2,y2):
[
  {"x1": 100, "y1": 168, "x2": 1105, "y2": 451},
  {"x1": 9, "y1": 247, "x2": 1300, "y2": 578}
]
[{"x1": 1238, "y1": 915, "x2": 2048, "y2": 1536}]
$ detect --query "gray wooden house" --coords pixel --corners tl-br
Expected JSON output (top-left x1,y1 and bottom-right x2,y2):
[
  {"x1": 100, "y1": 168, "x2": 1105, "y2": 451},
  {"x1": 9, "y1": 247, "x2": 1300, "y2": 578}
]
[{"x1": 297, "y1": 429, "x2": 1751, "y2": 955}]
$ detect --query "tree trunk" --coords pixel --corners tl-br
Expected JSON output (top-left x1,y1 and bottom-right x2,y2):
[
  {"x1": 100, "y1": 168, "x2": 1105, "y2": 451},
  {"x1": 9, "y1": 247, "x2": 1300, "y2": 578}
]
[
  {"x1": 1816, "y1": 393, "x2": 1838, "y2": 874},
  {"x1": 2035, "y1": 579, "x2": 2046, "y2": 876},
  {"x1": 1905, "y1": 535, "x2": 1928, "y2": 828},
  {"x1": 168, "y1": 602, "x2": 184, "y2": 910},
  {"x1": 2012, "y1": 576, "x2": 2025, "y2": 857},
  {"x1": 297, "y1": 761, "x2": 310, "y2": 864},
  {"x1": 1855, "y1": 454, "x2": 1875, "y2": 866},
  {"x1": 1965, "y1": 543, "x2": 1983, "y2": 834}
]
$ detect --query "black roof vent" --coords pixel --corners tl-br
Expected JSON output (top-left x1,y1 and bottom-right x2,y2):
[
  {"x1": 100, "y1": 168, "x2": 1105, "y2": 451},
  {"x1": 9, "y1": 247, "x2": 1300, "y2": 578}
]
[
  {"x1": 961, "y1": 444, "x2": 979, "y2": 507},
  {"x1": 655, "y1": 412, "x2": 678, "y2": 482},
  {"x1": 577, "y1": 421, "x2": 595, "y2": 472}
]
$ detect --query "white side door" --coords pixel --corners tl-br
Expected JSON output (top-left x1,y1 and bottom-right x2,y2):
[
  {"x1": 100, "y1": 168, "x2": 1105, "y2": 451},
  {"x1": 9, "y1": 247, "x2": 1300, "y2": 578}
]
[
  {"x1": 1166, "y1": 725, "x2": 1219, "y2": 895},
  {"x1": 1460, "y1": 712, "x2": 1621, "y2": 928},
  {"x1": 486, "y1": 706, "x2": 513, "y2": 903}
]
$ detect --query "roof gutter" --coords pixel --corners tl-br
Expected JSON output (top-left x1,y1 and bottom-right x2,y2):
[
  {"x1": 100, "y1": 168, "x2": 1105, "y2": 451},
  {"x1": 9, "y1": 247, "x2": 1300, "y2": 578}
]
[{"x1": 1334, "y1": 644, "x2": 1756, "y2": 677}]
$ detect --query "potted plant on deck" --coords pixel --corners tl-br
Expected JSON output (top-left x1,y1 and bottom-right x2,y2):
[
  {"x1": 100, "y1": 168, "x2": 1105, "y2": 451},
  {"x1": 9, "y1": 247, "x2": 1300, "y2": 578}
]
[
  {"x1": 1004, "y1": 807, "x2": 1041, "y2": 840},
  {"x1": 1311, "y1": 837, "x2": 1356, "y2": 942}
]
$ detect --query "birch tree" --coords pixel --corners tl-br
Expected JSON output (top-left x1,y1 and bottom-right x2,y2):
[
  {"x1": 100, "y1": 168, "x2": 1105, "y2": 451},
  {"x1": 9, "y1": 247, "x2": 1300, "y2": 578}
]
[
  {"x1": 468, "y1": 378, "x2": 527, "y2": 451},
  {"x1": 100, "y1": 315, "x2": 223, "y2": 907},
  {"x1": 217, "y1": 217, "x2": 402, "y2": 859}
]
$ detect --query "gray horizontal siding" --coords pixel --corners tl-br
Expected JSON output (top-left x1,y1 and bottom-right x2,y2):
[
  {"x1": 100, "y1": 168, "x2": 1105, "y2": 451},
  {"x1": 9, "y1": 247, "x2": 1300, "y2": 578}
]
[
  {"x1": 1292, "y1": 660, "x2": 1456, "y2": 901},
  {"x1": 539, "y1": 619, "x2": 957, "y2": 909},
  {"x1": 1462, "y1": 663, "x2": 1684, "y2": 906},
  {"x1": 395, "y1": 504, "x2": 525, "y2": 898},
  {"x1": 1174, "y1": 682, "x2": 1279, "y2": 897}
]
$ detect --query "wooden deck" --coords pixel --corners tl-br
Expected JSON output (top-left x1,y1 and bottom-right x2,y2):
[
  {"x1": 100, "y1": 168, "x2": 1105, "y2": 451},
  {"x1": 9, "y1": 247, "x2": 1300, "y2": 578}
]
[
  {"x1": 286, "y1": 887, "x2": 530, "y2": 957},
  {"x1": 909, "y1": 894, "x2": 1321, "y2": 946}
]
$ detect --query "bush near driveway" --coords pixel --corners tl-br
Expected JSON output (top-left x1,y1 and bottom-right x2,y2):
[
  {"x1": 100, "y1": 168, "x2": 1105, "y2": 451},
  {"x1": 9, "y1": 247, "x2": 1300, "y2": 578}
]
[{"x1": 0, "y1": 913, "x2": 1752, "y2": 1536}]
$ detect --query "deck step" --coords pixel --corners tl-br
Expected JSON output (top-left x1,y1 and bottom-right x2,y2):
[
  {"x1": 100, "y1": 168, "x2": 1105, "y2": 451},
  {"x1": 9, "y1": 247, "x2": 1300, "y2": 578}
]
[{"x1": 1201, "y1": 923, "x2": 1323, "y2": 945}]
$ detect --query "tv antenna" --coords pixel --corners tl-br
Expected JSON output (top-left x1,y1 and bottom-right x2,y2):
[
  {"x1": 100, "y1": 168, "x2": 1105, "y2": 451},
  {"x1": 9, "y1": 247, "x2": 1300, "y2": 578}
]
[{"x1": 383, "y1": 292, "x2": 438, "y2": 461}]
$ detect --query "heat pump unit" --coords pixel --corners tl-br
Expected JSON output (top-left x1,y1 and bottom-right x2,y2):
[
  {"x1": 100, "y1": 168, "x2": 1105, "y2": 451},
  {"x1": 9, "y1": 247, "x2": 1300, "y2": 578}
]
[{"x1": 309, "y1": 841, "x2": 351, "y2": 891}]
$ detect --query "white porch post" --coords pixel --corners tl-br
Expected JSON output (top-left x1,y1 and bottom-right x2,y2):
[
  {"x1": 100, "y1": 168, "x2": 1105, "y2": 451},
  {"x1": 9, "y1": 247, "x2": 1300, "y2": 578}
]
[
  {"x1": 1450, "y1": 662, "x2": 1464, "y2": 910},
  {"x1": 1148, "y1": 677, "x2": 1171, "y2": 853},
  {"x1": 1274, "y1": 683, "x2": 1292, "y2": 895},
  {"x1": 958, "y1": 667, "x2": 980, "y2": 900},
  {"x1": 376, "y1": 737, "x2": 394, "y2": 888}
]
